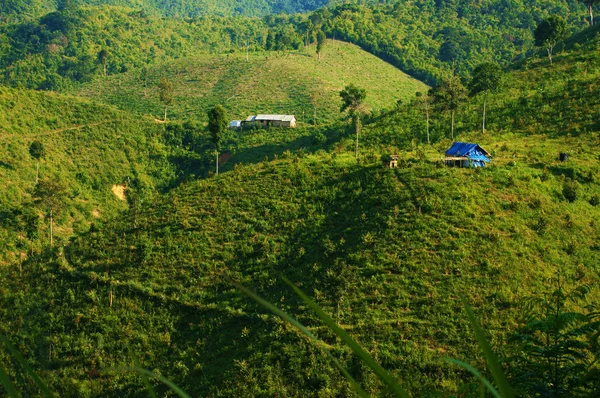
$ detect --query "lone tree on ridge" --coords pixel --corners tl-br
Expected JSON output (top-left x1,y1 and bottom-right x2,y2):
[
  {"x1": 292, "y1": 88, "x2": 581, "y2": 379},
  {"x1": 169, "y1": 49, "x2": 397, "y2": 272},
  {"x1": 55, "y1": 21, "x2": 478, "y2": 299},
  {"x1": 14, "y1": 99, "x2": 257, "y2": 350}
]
[
  {"x1": 97, "y1": 49, "x2": 109, "y2": 76},
  {"x1": 29, "y1": 140, "x2": 45, "y2": 183},
  {"x1": 340, "y1": 84, "x2": 367, "y2": 159},
  {"x1": 431, "y1": 75, "x2": 468, "y2": 140},
  {"x1": 316, "y1": 30, "x2": 326, "y2": 60},
  {"x1": 158, "y1": 78, "x2": 174, "y2": 121}
]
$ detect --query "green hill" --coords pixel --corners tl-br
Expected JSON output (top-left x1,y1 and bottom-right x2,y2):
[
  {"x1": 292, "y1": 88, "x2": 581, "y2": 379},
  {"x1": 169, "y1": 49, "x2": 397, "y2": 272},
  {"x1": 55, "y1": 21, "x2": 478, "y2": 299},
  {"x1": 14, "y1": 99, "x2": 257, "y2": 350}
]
[
  {"x1": 73, "y1": 40, "x2": 428, "y2": 124},
  {"x1": 1, "y1": 134, "x2": 598, "y2": 396},
  {"x1": 0, "y1": 87, "x2": 181, "y2": 265},
  {"x1": 1, "y1": 5, "x2": 600, "y2": 398},
  {"x1": 1, "y1": 41, "x2": 600, "y2": 396}
]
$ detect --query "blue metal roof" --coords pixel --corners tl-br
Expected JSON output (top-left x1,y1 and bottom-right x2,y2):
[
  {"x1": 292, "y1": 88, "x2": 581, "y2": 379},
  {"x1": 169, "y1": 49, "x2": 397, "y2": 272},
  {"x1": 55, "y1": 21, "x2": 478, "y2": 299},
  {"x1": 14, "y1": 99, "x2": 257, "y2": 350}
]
[{"x1": 445, "y1": 142, "x2": 490, "y2": 162}]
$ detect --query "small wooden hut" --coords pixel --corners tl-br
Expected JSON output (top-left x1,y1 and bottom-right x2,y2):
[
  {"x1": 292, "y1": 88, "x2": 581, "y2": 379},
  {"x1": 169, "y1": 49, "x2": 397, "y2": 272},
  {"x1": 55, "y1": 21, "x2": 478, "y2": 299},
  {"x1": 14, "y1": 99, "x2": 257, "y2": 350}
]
[{"x1": 382, "y1": 154, "x2": 399, "y2": 168}]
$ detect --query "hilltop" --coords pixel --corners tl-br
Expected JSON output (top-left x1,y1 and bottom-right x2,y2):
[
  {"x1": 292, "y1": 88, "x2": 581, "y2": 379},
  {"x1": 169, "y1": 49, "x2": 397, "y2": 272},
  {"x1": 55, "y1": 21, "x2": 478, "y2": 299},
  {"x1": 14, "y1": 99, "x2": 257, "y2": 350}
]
[{"x1": 73, "y1": 40, "x2": 428, "y2": 124}]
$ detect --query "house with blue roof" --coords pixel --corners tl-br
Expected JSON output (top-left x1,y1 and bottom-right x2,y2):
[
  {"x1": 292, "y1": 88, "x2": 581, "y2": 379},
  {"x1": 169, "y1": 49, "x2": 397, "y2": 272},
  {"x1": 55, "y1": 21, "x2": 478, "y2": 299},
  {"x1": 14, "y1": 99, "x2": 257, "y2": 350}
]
[{"x1": 444, "y1": 142, "x2": 491, "y2": 168}]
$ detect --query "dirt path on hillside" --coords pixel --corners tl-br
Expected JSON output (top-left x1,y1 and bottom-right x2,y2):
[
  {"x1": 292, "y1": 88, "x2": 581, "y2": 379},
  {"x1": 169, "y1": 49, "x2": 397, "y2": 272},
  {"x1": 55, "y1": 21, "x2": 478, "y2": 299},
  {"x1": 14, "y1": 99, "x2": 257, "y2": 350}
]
[{"x1": 0, "y1": 120, "x2": 115, "y2": 140}]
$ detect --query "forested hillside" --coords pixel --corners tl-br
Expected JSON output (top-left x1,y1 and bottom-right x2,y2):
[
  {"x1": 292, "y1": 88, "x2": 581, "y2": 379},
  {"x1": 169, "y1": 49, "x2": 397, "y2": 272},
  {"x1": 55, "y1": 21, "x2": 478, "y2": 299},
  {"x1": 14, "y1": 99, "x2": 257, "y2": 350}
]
[
  {"x1": 1, "y1": 0, "x2": 596, "y2": 91},
  {"x1": 0, "y1": 0, "x2": 331, "y2": 20}
]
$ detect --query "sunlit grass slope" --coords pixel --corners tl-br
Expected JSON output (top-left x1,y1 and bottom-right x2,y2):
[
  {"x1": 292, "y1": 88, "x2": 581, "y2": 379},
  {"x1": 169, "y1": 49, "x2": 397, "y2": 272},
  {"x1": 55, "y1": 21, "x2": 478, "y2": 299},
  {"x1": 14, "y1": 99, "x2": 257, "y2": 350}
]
[{"x1": 74, "y1": 40, "x2": 429, "y2": 124}]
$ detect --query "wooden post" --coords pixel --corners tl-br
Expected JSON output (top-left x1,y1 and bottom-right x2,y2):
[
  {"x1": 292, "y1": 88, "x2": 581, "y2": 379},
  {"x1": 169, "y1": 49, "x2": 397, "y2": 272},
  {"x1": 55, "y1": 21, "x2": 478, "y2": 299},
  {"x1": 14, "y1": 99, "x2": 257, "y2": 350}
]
[{"x1": 109, "y1": 289, "x2": 113, "y2": 308}]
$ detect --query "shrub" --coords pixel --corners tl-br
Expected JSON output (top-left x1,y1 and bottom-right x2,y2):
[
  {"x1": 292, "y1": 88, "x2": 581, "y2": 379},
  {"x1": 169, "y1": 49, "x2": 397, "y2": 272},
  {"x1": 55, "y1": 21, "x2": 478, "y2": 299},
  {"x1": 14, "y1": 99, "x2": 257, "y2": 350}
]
[
  {"x1": 562, "y1": 179, "x2": 578, "y2": 202},
  {"x1": 589, "y1": 193, "x2": 600, "y2": 206},
  {"x1": 312, "y1": 132, "x2": 327, "y2": 146}
]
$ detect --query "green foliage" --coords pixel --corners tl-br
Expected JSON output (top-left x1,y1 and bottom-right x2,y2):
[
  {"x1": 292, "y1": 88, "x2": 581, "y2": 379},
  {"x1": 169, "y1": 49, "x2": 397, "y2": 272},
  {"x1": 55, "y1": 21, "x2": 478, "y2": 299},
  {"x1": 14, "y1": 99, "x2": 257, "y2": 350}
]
[
  {"x1": 469, "y1": 63, "x2": 503, "y2": 97},
  {"x1": 535, "y1": 15, "x2": 569, "y2": 64},
  {"x1": 506, "y1": 281, "x2": 600, "y2": 397},
  {"x1": 158, "y1": 77, "x2": 173, "y2": 120},
  {"x1": 315, "y1": 29, "x2": 325, "y2": 58},
  {"x1": 208, "y1": 104, "x2": 227, "y2": 151},
  {"x1": 563, "y1": 179, "x2": 579, "y2": 202},
  {"x1": 28, "y1": 140, "x2": 45, "y2": 160},
  {"x1": 431, "y1": 75, "x2": 468, "y2": 138}
]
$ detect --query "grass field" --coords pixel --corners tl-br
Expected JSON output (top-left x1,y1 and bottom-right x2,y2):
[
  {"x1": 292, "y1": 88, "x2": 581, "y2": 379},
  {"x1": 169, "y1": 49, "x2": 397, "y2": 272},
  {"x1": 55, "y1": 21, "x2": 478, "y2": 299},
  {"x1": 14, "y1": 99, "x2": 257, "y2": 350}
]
[{"x1": 72, "y1": 40, "x2": 429, "y2": 125}]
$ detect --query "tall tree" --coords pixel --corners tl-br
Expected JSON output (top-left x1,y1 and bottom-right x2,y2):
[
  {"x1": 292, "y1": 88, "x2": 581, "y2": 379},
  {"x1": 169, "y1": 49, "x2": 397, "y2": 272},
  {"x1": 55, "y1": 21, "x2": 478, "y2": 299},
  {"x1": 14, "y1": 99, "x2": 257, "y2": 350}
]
[
  {"x1": 316, "y1": 30, "x2": 326, "y2": 60},
  {"x1": 431, "y1": 76, "x2": 468, "y2": 140},
  {"x1": 340, "y1": 84, "x2": 367, "y2": 159},
  {"x1": 158, "y1": 78, "x2": 174, "y2": 121},
  {"x1": 581, "y1": 0, "x2": 600, "y2": 25},
  {"x1": 33, "y1": 178, "x2": 67, "y2": 249},
  {"x1": 208, "y1": 105, "x2": 227, "y2": 176},
  {"x1": 29, "y1": 140, "x2": 45, "y2": 183},
  {"x1": 97, "y1": 49, "x2": 109, "y2": 76},
  {"x1": 534, "y1": 15, "x2": 568, "y2": 65},
  {"x1": 414, "y1": 91, "x2": 432, "y2": 144},
  {"x1": 469, "y1": 62, "x2": 502, "y2": 135}
]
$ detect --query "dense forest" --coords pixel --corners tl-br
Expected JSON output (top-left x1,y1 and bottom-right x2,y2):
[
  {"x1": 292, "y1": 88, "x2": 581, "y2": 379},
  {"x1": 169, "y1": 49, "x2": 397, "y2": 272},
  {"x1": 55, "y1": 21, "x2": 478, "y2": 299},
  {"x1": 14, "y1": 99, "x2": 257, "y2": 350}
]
[
  {"x1": 1, "y1": 0, "x2": 600, "y2": 396},
  {"x1": 0, "y1": 0, "x2": 596, "y2": 90}
]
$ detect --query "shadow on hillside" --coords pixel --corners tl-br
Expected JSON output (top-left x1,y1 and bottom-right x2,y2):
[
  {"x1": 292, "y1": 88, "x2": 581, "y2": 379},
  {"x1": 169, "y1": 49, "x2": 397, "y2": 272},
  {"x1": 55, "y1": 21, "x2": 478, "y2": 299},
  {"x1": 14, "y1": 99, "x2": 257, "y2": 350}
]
[
  {"x1": 0, "y1": 160, "x2": 14, "y2": 170},
  {"x1": 273, "y1": 165, "x2": 418, "y2": 300},
  {"x1": 222, "y1": 136, "x2": 315, "y2": 172}
]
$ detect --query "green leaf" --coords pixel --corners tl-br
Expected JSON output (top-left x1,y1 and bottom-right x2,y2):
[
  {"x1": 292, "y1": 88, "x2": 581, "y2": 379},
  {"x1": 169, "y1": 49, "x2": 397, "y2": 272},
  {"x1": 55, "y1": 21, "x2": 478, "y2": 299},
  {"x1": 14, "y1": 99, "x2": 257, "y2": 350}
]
[
  {"x1": 0, "y1": 363, "x2": 20, "y2": 397},
  {"x1": 281, "y1": 276, "x2": 411, "y2": 398},
  {"x1": 461, "y1": 298, "x2": 514, "y2": 398},
  {"x1": 231, "y1": 280, "x2": 370, "y2": 398},
  {"x1": 113, "y1": 367, "x2": 191, "y2": 398},
  {"x1": 138, "y1": 367, "x2": 158, "y2": 398},
  {"x1": 444, "y1": 358, "x2": 501, "y2": 398},
  {"x1": 0, "y1": 334, "x2": 54, "y2": 398}
]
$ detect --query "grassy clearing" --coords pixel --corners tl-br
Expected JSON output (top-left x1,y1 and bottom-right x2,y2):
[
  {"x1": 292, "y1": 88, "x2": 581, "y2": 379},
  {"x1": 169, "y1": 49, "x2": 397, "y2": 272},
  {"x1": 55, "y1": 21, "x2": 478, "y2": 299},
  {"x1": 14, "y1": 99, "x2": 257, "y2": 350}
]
[{"x1": 72, "y1": 40, "x2": 428, "y2": 124}]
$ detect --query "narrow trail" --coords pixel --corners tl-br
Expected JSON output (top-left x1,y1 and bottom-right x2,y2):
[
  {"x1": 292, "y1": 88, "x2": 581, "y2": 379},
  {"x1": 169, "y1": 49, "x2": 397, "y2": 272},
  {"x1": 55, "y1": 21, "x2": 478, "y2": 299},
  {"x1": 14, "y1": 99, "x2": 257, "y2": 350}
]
[{"x1": 0, "y1": 120, "x2": 116, "y2": 140}]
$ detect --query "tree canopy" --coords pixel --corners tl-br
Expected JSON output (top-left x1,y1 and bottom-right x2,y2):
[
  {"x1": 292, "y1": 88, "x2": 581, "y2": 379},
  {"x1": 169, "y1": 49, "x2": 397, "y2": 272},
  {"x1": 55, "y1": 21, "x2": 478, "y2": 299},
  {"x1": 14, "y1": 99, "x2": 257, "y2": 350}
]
[{"x1": 534, "y1": 15, "x2": 568, "y2": 65}]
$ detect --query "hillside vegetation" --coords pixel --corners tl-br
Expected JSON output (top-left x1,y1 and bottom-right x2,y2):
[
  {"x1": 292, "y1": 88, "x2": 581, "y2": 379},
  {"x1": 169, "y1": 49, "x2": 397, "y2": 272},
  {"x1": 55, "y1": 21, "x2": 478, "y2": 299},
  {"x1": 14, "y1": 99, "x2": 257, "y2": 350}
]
[
  {"x1": 0, "y1": 0, "x2": 331, "y2": 20},
  {"x1": 0, "y1": 133, "x2": 598, "y2": 395},
  {"x1": 1, "y1": 0, "x2": 596, "y2": 92},
  {"x1": 1, "y1": 38, "x2": 600, "y2": 395},
  {"x1": 0, "y1": 87, "x2": 180, "y2": 265},
  {"x1": 1, "y1": 1, "x2": 600, "y2": 397},
  {"x1": 73, "y1": 40, "x2": 428, "y2": 124}
]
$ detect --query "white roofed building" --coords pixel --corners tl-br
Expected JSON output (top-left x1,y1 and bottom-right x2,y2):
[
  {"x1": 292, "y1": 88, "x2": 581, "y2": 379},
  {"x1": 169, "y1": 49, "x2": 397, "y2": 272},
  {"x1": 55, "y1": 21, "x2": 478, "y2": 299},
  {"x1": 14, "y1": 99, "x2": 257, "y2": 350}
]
[{"x1": 243, "y1": 114, "x2": 297, "y2": 128}]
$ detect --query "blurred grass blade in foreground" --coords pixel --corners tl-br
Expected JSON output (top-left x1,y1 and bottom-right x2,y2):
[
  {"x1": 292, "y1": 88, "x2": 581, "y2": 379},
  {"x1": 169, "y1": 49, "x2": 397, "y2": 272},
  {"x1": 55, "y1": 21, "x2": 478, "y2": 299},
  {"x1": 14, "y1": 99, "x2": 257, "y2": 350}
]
[{"x1": 232, "y1": 279, "x2": 370, "y2": 397}]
